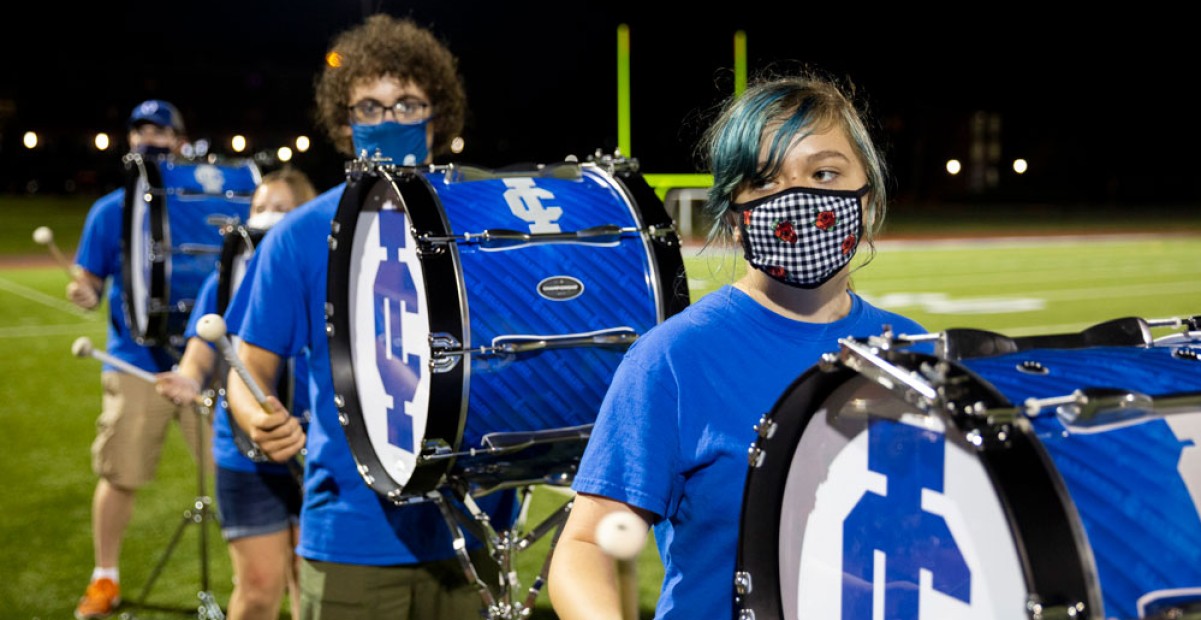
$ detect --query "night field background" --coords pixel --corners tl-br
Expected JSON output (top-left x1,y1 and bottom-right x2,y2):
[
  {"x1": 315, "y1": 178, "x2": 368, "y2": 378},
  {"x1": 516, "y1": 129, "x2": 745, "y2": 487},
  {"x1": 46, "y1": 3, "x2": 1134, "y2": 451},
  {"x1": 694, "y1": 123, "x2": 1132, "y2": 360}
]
[{"x1": 0, "y1": 194, "x2": 1198, "y2": 618}]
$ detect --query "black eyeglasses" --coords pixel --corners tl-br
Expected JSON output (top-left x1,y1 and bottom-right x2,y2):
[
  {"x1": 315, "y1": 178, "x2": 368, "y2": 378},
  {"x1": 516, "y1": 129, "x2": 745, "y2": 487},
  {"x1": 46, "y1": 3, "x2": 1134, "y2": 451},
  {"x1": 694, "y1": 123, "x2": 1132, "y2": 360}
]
[{"x1": 347, "y1": 98, "x2": 432, "y2": 125}]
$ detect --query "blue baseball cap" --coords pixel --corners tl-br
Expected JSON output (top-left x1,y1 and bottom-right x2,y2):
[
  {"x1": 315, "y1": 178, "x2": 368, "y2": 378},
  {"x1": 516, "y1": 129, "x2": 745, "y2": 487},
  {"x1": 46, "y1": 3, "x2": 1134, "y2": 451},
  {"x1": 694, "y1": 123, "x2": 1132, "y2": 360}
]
[{"x1": 128, "y1": 99, "x2": 185, "y2": 133}]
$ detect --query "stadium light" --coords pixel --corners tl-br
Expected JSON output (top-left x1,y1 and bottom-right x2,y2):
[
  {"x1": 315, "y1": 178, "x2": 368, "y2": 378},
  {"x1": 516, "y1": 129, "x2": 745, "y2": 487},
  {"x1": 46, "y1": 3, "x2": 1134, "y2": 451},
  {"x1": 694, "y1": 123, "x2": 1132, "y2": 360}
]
[
  {"x1": 946, "y1": 159, "x2": 961, "y2": 175},
  {"x1": 1013, "y1": 158, "x2": 1028, "y2": 174},
  {"x1": 231, "y1": 135, "x2": 247, "y2": 153},
  {"x1": 23, "y1": 131, "x2": 38, "y2": 149},
  {"x1": 295, "y1": 135, "x2": 310, "y2": 152},
  {"x1": 277, "y1": 146, "x2": 293, "y2": 162}
]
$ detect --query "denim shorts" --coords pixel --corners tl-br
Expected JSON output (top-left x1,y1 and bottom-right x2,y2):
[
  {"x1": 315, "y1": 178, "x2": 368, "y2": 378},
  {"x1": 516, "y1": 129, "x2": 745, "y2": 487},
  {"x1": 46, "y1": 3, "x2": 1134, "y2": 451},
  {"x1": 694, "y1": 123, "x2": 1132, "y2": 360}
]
[{"x1": 215, "y1": 466, "x2": 302, "y2": 541}]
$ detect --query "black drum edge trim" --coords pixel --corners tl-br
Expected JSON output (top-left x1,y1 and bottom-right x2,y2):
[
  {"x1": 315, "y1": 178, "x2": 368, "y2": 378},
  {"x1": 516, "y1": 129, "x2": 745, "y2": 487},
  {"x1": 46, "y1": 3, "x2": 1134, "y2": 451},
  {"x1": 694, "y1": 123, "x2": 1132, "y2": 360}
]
[
  {"x1": 734, "y1": 364, "x2": 857, "y2": 618},
  {"x1": 977, "y1": 420, "x2": 1101, "y2": 615},
  {"x1": 942, "y1": 357, "x2": 1101, "y2": 617},
  {"x1": 121, "y1": 156, "x2": 169, "y2": 347},
  {"x1": 612, "y1": 169, "x2": 691, "y2": 320},
  {"x1": 326, "y1": 175, "x2": 408, "y2": 501},
  {"x1": 401, "y1": 173, "x2": 468, "y2": 492}
]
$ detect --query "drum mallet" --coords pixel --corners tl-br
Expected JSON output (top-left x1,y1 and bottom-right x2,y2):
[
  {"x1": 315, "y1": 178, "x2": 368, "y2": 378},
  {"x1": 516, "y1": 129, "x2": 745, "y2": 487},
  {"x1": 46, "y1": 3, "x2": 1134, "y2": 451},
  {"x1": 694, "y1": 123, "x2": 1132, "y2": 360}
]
[
  {"x1": 71, "y1": 336, "x2": 209, "y2": 407},
  {"x1": 71, "y1": 336, "x2": 158, "y2": 384},
  {"x1": 596, "y1": 511, "x2": 646, "y2": 620},
  {"x1": 195, "y1": 314, "x2": 306, "y2": 483},
  {"x1": 33, "y1": 226, "x2": 81, "y2": 280}
]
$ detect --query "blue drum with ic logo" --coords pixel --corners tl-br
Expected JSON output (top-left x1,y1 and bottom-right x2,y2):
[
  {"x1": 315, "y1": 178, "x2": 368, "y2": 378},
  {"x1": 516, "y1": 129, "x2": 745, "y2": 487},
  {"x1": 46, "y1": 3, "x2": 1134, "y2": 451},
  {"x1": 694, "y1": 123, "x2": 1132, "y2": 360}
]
[
  {"x1": 736, "y1": 318, "x2": 1201, "y2": 620},
  {"x1": 327, "y1": 154, "x2": 690, "y2": 502},
  {"x1": 122, "y1": 153, "x2": 258, "y2": 349}
]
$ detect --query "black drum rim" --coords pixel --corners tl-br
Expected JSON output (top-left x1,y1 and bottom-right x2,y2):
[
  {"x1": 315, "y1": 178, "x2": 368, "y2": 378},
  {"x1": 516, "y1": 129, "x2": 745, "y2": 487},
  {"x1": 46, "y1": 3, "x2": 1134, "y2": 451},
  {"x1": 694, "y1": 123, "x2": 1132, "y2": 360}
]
[{"x1": 326, "y1": 167, "x2": 467, "y2": 503}]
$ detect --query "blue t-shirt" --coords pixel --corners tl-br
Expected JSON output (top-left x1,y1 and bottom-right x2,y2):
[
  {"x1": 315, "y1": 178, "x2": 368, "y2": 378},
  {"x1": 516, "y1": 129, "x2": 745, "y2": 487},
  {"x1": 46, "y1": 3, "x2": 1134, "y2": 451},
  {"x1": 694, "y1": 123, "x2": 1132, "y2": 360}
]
[
  {"x1": 571, "y1": 285, "x2": 926, "y2": 619},
  {"x1": 184, "y1": 270, "x2": 311, "y2": 475},
  {"x1": 74, "y1": 188, "x2": 173, "y2": 372},
  {"x1": 226, "y1": 184, "x2": 517, "y2": 565}
]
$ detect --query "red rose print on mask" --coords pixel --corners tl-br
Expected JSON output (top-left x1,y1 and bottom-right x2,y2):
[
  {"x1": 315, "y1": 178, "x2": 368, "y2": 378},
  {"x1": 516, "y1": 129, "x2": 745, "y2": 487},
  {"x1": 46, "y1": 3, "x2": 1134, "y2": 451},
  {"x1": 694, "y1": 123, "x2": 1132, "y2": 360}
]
[
  {"x1": 767, "y1": 265, "x2": 787, "y2": 279},
  {"x1": 841, "y1": 234, "x2": 857, "y2": 255},
  {"x1": 774, "y1": 220, "x2": 798, "y2": 243},
  {"x1": 815, "y1": 210, "x2": 837, "y2": 231}
]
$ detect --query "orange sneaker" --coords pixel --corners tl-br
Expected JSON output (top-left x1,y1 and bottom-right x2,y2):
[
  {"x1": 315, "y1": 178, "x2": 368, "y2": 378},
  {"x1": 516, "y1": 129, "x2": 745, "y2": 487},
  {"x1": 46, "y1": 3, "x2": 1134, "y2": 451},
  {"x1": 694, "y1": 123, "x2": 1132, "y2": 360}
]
[{"x1": 74, "y1": 577, "x2": 121, "y2": 619}]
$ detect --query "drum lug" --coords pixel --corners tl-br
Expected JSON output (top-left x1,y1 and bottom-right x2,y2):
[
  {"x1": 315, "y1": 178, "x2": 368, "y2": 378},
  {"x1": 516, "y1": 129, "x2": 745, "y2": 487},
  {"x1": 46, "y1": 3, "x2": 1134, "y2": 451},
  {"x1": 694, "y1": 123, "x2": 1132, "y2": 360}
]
[
  {"x1": 753, "y1": 415, "x2": 776, "y2": 440},
  {"x1": 1026, "y1": 595, "x2": 1086, "y2": 619},
  {"x1": 733, "y1": 571, "x2": 753, "y2": 595},
  {"x1": 429, "y1": 333, "x2": 463, "y2": 373},
  {"x1": 420, "y1": 439, "x2": 454, "y2": 462},
  {"x1": 747, "y1": 445, "x2": 766, "y2": 468},
  {"x1": 736, "y1": 611, "x2": 755, "y2": 620}
]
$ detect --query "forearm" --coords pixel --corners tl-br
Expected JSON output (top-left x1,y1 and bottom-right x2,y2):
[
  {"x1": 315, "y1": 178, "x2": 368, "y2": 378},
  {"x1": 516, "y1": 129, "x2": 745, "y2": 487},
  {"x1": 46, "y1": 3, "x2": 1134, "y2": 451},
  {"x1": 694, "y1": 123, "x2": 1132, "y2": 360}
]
[
  {"x1": 548, "y1": 537, "x2": 626, "y2": 620},
  {"x1": 549, "y1": 494, "x2": 651, "y2": 620},
  {"x1": 175, "y1": 338, "x2": 217, "y2": 386},
  {"x1": 224, "y1": 341, "x2": 281, "y2": 432}
]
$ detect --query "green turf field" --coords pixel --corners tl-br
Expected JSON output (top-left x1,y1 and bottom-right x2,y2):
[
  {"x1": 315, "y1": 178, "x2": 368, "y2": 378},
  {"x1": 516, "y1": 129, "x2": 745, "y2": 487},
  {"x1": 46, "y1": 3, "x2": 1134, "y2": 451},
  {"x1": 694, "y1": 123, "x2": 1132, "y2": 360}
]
[{"x1": 1, "y1": 198, "x2": 1199, "y2": 618}]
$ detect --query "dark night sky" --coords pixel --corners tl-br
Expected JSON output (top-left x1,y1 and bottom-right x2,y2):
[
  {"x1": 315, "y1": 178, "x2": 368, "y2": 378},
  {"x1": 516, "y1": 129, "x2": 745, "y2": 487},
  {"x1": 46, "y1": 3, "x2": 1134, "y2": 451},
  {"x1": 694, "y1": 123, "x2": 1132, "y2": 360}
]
[{"x1": 3, "y1": 3, "x2": 1198, "y2": 207}]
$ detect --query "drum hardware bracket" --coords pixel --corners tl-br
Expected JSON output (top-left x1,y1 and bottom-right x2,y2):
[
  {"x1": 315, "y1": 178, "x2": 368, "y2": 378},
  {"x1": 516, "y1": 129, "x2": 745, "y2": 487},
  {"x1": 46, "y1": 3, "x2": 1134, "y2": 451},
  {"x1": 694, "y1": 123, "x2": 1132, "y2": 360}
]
[
  {"x1": 734, "y1": 570, "x2": 753, "y2": 595},
  {"x1": 838, "y1": 338, "x2": 939, "y2": 412},
  {"x1": 1030, "y1": 387, "x2": 1201, "y2": 427},
  {"x1": 426, "y1": 484, "x2": 574, "y2": 619},
  {"x1": 431, "y1": 329, "x2": 639, "y2": 367},
  {"x1": 430, "y1": 333, "x2": 464, "y2": 373},
  {"x1": 1026, "y1": 596, "x2": 1086, "y2": 620},
  {"x1": 420, "y1": 225, "x2": 642, "y2": 251}
]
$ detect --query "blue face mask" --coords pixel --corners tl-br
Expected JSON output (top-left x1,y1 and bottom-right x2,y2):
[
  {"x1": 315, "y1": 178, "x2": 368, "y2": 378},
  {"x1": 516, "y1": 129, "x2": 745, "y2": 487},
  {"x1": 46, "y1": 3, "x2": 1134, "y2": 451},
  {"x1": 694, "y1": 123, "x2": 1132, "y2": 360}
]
[
  {"x1": 134, "y1": 144, "x2": 172, "y2": 157},
  {"x1": 351, "y1": 120, "x2": 430, "y2": 165}
]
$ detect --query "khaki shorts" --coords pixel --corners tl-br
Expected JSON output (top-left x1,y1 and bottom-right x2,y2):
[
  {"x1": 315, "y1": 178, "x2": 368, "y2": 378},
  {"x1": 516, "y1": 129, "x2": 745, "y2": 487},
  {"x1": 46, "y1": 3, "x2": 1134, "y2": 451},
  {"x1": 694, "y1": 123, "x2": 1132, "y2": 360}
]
[
  {"x1": 92, "y1": 371, "x2": 213, "y2": 490},
  {"x1": 299, "y1": 548, "x2": 497, "y2": 620}
]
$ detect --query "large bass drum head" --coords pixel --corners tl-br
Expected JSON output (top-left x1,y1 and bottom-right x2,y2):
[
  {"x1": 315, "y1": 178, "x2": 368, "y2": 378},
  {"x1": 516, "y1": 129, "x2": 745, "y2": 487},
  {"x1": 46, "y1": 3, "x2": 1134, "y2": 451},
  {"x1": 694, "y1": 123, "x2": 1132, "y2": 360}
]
[
  {"x1": 328, "y1": 170, "x2": 458, "y2": 503},
  {"x1": 737, "y1": 363, "x2": 1030, "y2": 619}
]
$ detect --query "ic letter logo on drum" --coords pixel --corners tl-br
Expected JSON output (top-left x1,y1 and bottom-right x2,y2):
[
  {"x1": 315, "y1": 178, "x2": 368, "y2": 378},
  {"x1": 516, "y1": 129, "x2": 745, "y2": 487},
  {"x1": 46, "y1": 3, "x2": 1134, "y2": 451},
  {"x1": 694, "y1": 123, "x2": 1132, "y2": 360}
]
[
  {"x1": 372, "y1": 209, "x2": 423, "y2": 453},
  {"x1": 502, "y1": 178, "x2": 562, "y2": 233},
  {"x1": 841, "y1": 421, "x2": 971, "y2": 618},
  {"x1": 194, "y1": 165, "x2": 227, "y2": 194}
]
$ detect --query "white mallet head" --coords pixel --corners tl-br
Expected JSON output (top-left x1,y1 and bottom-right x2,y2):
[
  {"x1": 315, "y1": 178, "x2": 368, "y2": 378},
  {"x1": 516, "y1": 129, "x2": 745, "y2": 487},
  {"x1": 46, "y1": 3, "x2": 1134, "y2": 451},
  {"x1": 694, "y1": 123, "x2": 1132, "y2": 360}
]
[
  {"x1": 196, "y1": 314, "x2": 227, "y2": 343},
  {"x1": 595, "y1": 511, "x2": 648, "y2": 561},
  {"x1": 72, "y1": 336, "x2": 94, "y2": 358},
  {"x1": 33, "y1": 226, "x2": 53, "y2": 245}
]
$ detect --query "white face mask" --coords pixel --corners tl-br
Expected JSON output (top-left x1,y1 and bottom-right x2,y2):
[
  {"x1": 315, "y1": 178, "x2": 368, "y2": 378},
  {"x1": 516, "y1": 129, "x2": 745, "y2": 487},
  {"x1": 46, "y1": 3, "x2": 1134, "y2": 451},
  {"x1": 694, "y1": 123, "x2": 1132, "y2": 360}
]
[{"x1": 246, "y1": 210, "x2": 287, "y2": 230}]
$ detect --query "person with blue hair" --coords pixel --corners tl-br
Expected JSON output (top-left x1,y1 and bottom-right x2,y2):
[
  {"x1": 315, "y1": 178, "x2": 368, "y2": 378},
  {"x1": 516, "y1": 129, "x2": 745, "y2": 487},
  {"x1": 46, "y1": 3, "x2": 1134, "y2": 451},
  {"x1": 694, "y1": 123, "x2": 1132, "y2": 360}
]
[{"x1": 547, "y1": 72, "x2": 926, "y2": 619}]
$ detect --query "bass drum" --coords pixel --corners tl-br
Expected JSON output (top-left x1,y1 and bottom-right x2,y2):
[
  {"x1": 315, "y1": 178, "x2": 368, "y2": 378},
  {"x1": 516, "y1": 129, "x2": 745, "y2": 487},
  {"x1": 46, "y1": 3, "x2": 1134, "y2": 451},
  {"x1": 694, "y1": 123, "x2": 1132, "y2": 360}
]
[
  {"x1": 736, "y1": 320, "x2": 1201, "y2": 620},
  {"x1": 327, "y1": 154, "x2": 690, "y2": 502},
  {"x1": 122, "y1": 153, "x2": 258, "y2": 349}
]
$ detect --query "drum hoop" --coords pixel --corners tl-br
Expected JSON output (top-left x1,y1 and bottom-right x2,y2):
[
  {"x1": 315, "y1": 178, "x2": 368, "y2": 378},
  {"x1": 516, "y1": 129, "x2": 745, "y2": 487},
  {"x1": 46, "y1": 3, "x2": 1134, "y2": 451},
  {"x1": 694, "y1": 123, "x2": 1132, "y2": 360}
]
[
  {"x1": 121, "y1": 154, "x2": 170, "y2": 347},
  {"x1": 736, "y1": 350, "x2": 1102, "y2": 617},
  {"x1": 594, "y1": 162, "x2": 690, "y2": 322},
  {"x1": 217, "y1": 226, "x2": 263, "y2": 314},
  {"x1": 326, "y1": 167, "x2": 468, "y2": 502}
]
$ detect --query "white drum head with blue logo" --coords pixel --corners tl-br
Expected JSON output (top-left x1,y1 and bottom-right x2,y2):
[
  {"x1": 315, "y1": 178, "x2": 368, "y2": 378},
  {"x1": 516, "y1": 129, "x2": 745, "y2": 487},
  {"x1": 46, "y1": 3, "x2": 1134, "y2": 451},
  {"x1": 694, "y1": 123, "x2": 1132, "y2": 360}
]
[
  {"x1": 348, "y1": 199, "x2": 432, "y2": 490},
  {"x1": 785, "y1": 400, "x2": 1027, "y2": 619}
]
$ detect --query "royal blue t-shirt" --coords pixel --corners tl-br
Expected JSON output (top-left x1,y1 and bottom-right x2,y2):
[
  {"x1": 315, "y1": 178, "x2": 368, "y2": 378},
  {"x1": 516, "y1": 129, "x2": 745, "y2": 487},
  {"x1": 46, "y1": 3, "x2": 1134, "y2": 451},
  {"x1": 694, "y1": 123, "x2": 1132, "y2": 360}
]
[
  {"x1": 184, "y1": 270, "x2": 311, "y2": 475},
  {"x1": 74, "y1": 188, "x2": 173, "y2": 372},
  {"x1": 572, "y1": 285, "x2": 926, "y2": 619},
  {"x1": 226, "y1": 184, "x2": 517, "y2": 565}
]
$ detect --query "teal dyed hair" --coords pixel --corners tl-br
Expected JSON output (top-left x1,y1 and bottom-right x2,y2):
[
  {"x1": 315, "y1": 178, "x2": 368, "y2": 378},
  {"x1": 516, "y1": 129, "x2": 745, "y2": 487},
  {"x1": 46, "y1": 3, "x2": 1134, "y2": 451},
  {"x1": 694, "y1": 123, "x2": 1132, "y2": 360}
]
[{"x1": 700, "y1": 73, "x2": 888, "y2": 250}]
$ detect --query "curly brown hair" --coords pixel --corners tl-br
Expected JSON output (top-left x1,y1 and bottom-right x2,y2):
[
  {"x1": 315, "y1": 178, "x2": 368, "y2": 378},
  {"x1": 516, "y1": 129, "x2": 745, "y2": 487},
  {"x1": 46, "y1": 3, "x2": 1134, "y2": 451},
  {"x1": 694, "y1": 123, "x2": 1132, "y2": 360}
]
[{"x1": 313, "y1": 14, "x2": 466, "y2": 158}]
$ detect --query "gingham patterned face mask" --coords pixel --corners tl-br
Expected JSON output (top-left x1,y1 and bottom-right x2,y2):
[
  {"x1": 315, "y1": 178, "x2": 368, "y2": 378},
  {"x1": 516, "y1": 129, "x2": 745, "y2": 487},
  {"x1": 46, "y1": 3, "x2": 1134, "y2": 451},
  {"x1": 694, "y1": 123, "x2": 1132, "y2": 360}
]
[{"x1": 731, "y1": 184, "x2": 868, "y2": 289}]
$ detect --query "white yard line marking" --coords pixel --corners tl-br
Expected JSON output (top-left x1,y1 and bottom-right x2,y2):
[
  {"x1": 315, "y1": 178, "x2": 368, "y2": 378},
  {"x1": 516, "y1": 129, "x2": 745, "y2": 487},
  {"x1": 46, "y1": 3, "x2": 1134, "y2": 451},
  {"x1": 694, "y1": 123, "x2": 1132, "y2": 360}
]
[
  {"x1": 0, "y1": 323, "x2": 105, "y2": 339},
  {"x1": 0, "y1": 276, "x2": 97, "y2": 319}
]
